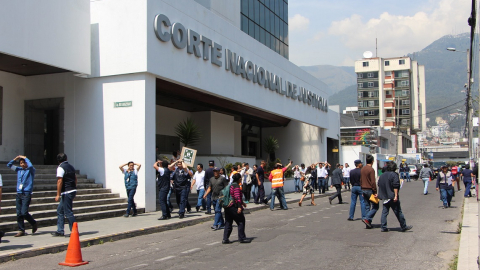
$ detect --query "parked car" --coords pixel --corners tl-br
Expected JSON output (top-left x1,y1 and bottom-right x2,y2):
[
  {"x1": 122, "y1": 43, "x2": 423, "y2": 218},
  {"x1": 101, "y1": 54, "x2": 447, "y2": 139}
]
[{"x1": 408, "y1": 164, "x2": 418, "y2": 179}]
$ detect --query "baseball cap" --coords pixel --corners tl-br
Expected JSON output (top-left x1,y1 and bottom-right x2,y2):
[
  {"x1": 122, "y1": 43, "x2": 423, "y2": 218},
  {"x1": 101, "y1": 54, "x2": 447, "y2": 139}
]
[
  {"x1": 213, "y1": 167, "x2": 220, "y2": 171},
  {"x1": 354, "y1": 159, "x2": 362, "y2": 165},
  {"x1": 209, "y1": 160, "x2": 214, "y2": 166}
]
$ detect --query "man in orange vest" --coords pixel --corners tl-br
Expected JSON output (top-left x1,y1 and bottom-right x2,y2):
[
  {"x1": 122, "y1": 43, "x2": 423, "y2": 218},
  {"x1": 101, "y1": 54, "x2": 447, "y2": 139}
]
[{"x1": 264, "y1": 161, "x2": 293, "y2": 211}]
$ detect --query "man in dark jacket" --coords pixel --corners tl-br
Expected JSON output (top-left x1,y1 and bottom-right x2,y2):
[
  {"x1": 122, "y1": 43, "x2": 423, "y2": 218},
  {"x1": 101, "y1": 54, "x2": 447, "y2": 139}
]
[
  {"x1": 328, "y1": 164, "x2": 345, "y2": 204},
  {"x1": 378, "y1": 161, "x2": 412, "y2": 232}
]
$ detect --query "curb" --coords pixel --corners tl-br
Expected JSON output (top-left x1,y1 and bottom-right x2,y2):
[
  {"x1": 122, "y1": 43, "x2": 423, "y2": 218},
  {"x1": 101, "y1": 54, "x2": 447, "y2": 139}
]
[
  {"x1": 457, "y1": 196, "x2": 478, "y2": 269},
  {"x1": 0, "y1": 191, "x2": 335, "y2": 263}
]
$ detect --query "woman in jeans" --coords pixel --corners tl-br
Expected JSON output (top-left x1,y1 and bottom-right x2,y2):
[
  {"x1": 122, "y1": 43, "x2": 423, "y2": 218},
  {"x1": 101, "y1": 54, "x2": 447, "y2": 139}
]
[
  {"x1": 293, "y1": 165, "x2": 302, "y2": 193},
  {"x1": 119, "y1": 161, "x2": 142, "y2": 217},
  {"x1": 223, "y1": 173, "x2": 250, "y2": 244}
]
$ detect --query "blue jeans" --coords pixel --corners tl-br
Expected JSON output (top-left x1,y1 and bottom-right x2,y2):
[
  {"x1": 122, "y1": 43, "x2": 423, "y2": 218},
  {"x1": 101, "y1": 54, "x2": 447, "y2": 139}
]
[
  {"x1": 294, "y1": 178, "x2": 300, "y2": 192},
  {"x1": 463, "y1": 181, "x2": 472, "y2": 197},
  {"x1": 175, "y1": 187, "x2": 189, "y2": 215},
  {"x1": 422, "y1": 178, "x2": 429, "y2": 194},
  {"x1": 311, "y1": 178, "x2": 317, "y2": 190},
  {"x1": 440, "y1": 188, "x2": 453, "y2": 207},
  {"x1": 212, "y1": 199, "x2": 225, "y2": 226},
  {"x1": 349, "y1": 186, "x2": 366, "y2": 220},
  {"x1": 251, "y1": 185, "x2": 258, "y2": 199},
  {"x1": 344, "y1": 177, "x2": 350, "y2": 189},
  {"x1": 400, "y1": 172, "x2": 405, "y2": 179},
  {"x1": 406, "y1": 173, "x2": 411, "y2": 182},
  {"x1": 196, "y1": 189, "x2": 206, "y2": 208},
  {"x1": 206, "y1": 193, "x2": 212, "y2": 213},
  {"x1": 167, "y1": 187, "x2": 173, "y2": 210},
  {"x1": 362, "y1": 190, "x2": 379, "y2": 223},
  {"x1": 318, "y1": 178, "x2": 327, "y2": 193},
  {"x1": 269, "y1": 187, "x2": 288, "y2": 210},
  {"x1": 57, "y1": 191, "x2": 76, "y2": 234},
  {"x1": 16, "y1": 193, "x2": 36, "y2": 232},
  {"x1": 126, "y1": 188, "x2": 137, "y2": 215},
  {"x1": 159, "y1": 187, "x2": 170, "y2": 217},
  {"x1": 381, "y1": 199, "x2": 407, "y2": 231}
]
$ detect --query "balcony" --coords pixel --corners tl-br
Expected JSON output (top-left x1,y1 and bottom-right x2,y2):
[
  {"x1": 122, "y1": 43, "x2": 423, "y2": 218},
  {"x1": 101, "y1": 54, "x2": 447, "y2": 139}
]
[
  {"x1": 384, "y1": 102, "x2": 394, "y2": 109},
  {"x1": 383, "y1": 83, "x2": 394, "y2": 90},
  {"x1": 384, "y1": 122, "x2": 395, "y2": 127},
  {"x1": 384, "y1": 76, "x2": 394, "y2": 83}
]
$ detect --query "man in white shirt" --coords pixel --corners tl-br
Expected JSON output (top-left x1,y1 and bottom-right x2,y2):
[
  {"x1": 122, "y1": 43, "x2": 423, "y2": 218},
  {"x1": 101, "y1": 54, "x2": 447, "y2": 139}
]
[
  {"x1": 191, "y1": 163, "x2": 206, "y2": 212},
  {"x1": 317, "y1": 162, "x2": 330, "y2": 194},
  {"x1": 343, "y1": 163, "x2": 351, "y2": 190}
]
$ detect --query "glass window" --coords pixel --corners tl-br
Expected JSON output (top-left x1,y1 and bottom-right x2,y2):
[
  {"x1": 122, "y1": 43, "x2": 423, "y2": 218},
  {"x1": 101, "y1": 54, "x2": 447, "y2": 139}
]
[
  {"x1": 279, "y1": 20, "x2": 284, "y2": 42},
  {"x1": 265, "y1": 32, "x2": 270, "y2": 47},
  {"x1": 270, "y1": 10, "x2": 275, "y2": 33},
  {"x1": 260, "y1": 28, "x2": 265, "y2": 44},
  {"x1": 363, "y1": 62, "x2": 369, "y2": 67},
  {"x1": 284, "y1": 23, "x2": 288, "y2": 44},
  {"x1": 268, "y1": 0, "x2": 274, "y2": 11},
  {"x1": 283, "y1": 1, "x2": 288, "y2": 21},
  {"x1": 399, "y1": 59, "x2": 405, "y2": 65},
  {"x1": 249, "y1": 20, "x2": 255, "y2": 38},
  {"x1": 275, "y1": 15, "x2": 280, "y2": 37},
  {"x1": 254, "y1": 0, "x2": 260, "y2": 24},
  {"x1": 271, "y1": 34, "x2": 275, "y2": 50},
  {"x1": 367, "y1": 72, "x2": 374, "y2": 78},
  {"x1": 358, "y1": 91, "x2": 363, "y2": 98},
  {"x1": 285, "y1": 45, "x2": 289, "y2": 59},
  {"x1": 358, "y1": 101, "x2": 363, "y2": 108},
  {"x1": 402, "y1": 90, "x2": 410, "y2": 96},
  {"x1": 241, "y1": 0, "x2": 248, "y2": 15},
  {"x1": 387, "y1": 109, "x2": 392, "y2": 114},
  {"x1": 402, "y1": 100, "x2": 410, "y2": 105},
  {"x1": 249, "y1": 0, "x2": 254, "y2": 18},
  {"x1": 357, "y1": 73, "x2": 363, "y2": 78},
  {"x1": 368, "y1": 82, "x2": 374, "y2": 87},
  {"x1": 255, "y1": 24, "x2": 260, "y2": 40},
  {"x1": 241, "y1": 15, "x2": 248, "y2": 32},
  {"x1": 259, "y1": 4, "x2": 265, "y2": 28},
  {"x1": 385, "y1": 60, "x2": 390, "y2": 66},
  {"x1": 402, "y1": 109, "x2": 410, "y2": 115},
  {"x1": 265, "y1": 7, "x2": 270, "y2": 32},
  {"x1": 280, "y1": 41, "x2": 284, "y2": 56},
  {"x1": 275, "y1": 0, "x2": 280, "y2": 15},
  {"x1": 368, "y1": 100, "x2": 375, "y2": 107},
  {"x1": 279, "y1": 0, "x2": 284, "y2": 20},
  {"x1": 358, "y1": 83, "x2": 363, "y2": 88}
]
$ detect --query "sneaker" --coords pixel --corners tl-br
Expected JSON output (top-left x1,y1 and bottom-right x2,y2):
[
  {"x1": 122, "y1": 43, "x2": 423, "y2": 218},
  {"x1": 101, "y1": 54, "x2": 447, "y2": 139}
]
[
  {"x1": 32, "y1": 223, "x2": 38, "y2": 234},
  {"x1": 51, "y1": 232, "x2": 64, "y2": 237},
  {"x1": 222, "y1": 239, "x2": 232, "y2": 244},
  {"x1": 211, "y1": 225, "x2": 217, "y2": 230},
  {"x1": 14, "y1": 231, "x2": 26, "y2": 237},
  {"x1": 218, "y1": 225, "x2": 225, "y2": 230},
  {"x1": 158, "y1": 216, "x2": 169, "y2": 220},
  {"x1": 196, "y1": 207, "x2": 200, "y2": 212},
  {"x1": 123, "y1": 214, "x2": 129, "y2": 217},
  {"x1": 347, "y1": 218, "x2": 354, "y2": 221},
  {"x1": 401, "y1": 225, "x2": 413, "y2": 232},
  {"x1": 239, "y1": 238, "x2": 252, "y2": 244},
  {"x1": 179, "y1": 214, "x2": 185, "y2": 219},
  {"x1": 244, "y1": 201, "x2": 249, "y2": 204},
  {"x1": 362, "y1": 219, "x2": 372, "y2": 229}
]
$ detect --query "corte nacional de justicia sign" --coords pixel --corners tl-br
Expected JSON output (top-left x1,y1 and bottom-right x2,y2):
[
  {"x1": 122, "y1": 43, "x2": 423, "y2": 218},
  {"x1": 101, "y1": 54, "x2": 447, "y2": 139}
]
[{"x1": 153, "y1": 14, "x2": 328, "y2": 112}]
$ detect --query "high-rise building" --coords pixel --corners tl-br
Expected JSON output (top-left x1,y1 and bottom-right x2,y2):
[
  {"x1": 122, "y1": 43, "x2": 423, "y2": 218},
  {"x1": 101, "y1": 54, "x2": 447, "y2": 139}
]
[
  {"x1": 240, "y1": 0, "x2": 289, "y2": 59},
  {"x1": 355, "y1": 56, "x2": 426, "y2": 132}
]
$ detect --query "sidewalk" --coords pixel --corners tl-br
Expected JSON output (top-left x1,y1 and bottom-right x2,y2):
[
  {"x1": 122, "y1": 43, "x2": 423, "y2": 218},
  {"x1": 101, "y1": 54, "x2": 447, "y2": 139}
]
[
  {"x1": 457, "y1": 195, "x2": 478, "y2": 269},
  {"x1": 0, "y1": 190, "x2": 336, "y2": 263}
]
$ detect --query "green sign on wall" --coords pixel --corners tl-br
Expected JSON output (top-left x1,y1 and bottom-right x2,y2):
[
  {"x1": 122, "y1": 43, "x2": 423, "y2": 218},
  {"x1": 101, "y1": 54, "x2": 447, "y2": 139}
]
[{"x1": 114, "y1": 101, "x2": 132, "y2": 108}]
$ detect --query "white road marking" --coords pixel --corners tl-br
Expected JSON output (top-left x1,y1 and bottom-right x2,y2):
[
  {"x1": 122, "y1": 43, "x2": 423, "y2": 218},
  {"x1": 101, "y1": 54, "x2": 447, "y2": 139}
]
[
  {"x1": 181, "y1": 248, "x2": 201, "y2": 254},
  {"x1": 323, "y1": 217, "x2": 330, "y2": 218},
  {"x1": 206, "y1": 241, "x2": 220, "y2": 246},
  {"x1": 298, "y1": 216, "x2": 304, "y2": 218},
  {"x1": 156, "y1": 256, "x2": 176, "y2": 262},
  {"x1": 312, "y1": 212, "x2": 318, "y2": 213},
  {"x1": 289, "y1": 218, "x2": 296, "y2": 221},
  {"x1": 296, "y1": 226, "x2": 306, "y2": 228},
  {"x1": 124, "y1": 264, "x2": 148, "y2": 270}
]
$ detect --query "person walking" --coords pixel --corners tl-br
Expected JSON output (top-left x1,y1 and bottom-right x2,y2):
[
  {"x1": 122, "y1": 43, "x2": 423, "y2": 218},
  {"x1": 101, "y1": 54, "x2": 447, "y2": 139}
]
[
  {"x1": 203, "y1": 160, "x2": 215, "y2": 214},
  {"x1": 52, "y1": 153, "x2": 77, "y2": 236},
  {"x1": 255, "y1": 161, "x2": 266, "y2": 204},
  {"x1": 299, "y1": 164, "x2": 306, "y2": 190},
  {"x1": 418, "y1": 164, "x2": 433, "y2": 195},
  {"x1": 436, "y1": 165, "x2": 455, "y2": 208},
  {"x1": 361, "y1": 154, "x2": 378, "y2": 229},
  {"x1": 7, "y1": 155, "x2": 37, "y2": 237},
  {"x1": 451, "y1": 165, "x2": 460, "y2": 191},
  {"x1": 399, "y1": 164, "x2": 405, "y2": 182},
  {"x1": 154, "y1": 160, "x2": 171, "y2": 220},
  {"x1": 329, "y1": 164, "x2": 345, "y2": 204},
  {"x1": 222, "y1": 173, "x2": 251, "y2": 244},
  {"x1": 241, "y1": 163, "x2": 254, "y2": 203},
  {"x1": 461, "y1": 164, "x2": 474, "y2": 198},
  {"x1": 317, "y1": 162, "x2": 329, "y2": 194},
  {"x1": 119, "y1": 161, "x2": 141, "y2": 217},
  {"x1": 168, "y1": 159, "x2": 192, "y2": 218},
  {"x1": 298, "y1": 164, "x2": 316, "y2": 206},
  {"x1": 293, "y1": 165, "x2": 302, "y2": 193},
  {"x1": 405, "y1": 163, "x2": 411, "y2": 182},
  {"x1": 204, "y1": 167, "x2": 229, "y2": 230},
  {"x1": 348, "y1": 160, "x2": 366, "y2": 221},
  {"x1": 343, "y1": 163, "x2": 351, "y2": 190},
  {"x1": 251, "y1": 165, "x2": 258, "y2": 201},
  {"x1": 264, "y1": 161, "x2": 293, "y2": 210},
  {"x1": 191, "y1": 163, "x2": 206, "y2": 212},
  {"x1": 377, "y1": 161, "x2": 413, "y2": 232}
]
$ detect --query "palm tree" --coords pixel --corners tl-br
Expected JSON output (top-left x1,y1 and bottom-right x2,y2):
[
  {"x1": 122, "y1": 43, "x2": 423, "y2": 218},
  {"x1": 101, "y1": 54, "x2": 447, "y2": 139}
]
[
  {"x1": 263, "y1": 136, "x2": 279, "y2": 162},
  {"x1": 175, "y1": 118, "x2": 202, "y2": 147}
]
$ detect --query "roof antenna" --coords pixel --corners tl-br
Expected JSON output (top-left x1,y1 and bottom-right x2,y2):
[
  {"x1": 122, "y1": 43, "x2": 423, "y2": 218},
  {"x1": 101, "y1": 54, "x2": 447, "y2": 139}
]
[{"x1": 375, "y1": 38, "x2": 378, "y2": 57}]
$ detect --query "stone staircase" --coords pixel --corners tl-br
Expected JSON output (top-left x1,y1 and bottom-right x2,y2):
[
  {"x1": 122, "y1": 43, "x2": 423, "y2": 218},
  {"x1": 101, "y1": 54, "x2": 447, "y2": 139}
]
[{"x1": 0, "y1": 165, "x2": 144, "y2": 232}]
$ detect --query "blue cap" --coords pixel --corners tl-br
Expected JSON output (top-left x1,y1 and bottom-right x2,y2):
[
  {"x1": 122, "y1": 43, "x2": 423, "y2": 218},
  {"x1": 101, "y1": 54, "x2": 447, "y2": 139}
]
[{"x1": 354, "y1": 159, "x2": 362, "y2": 165}]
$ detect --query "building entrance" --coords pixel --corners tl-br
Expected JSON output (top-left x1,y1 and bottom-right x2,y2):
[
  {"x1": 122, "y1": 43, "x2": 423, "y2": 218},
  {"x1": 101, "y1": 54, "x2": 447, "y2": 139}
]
[{"x1": 24, "y1": 98, "x2": 64, "y2": 165}]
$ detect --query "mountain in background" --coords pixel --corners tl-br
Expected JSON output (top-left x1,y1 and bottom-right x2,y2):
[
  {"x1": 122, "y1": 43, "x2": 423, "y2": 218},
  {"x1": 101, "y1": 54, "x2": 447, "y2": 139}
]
[
  {"x1": 305, "y1": 33, "x2": 476, "y2": 128},
  {"x1": 300, "y1": 65, "x2": 356, "y2": 95}
]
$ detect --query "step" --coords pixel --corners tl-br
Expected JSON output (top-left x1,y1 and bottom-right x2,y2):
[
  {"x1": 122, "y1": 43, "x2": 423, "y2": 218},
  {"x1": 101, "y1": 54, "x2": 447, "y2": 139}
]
[
  {"x1": 0, "y1": 203, "x2": 129, "y2": 223},
  {"x1": 0, "y1": 208, "x2": 145, "y2": 232},
  {"x1": 2, "y1": 179, "x2": 95, "y2": 186},
  {"x1": 0, "y1": 193, "x2": 120, "y2": 206},
  {"x1": 1, "y1": 189, "x2": 113, "y2": 200},
  {"x1": 0, "y1": 198, "x2": 128, "y2": 214},
  {"x1": 0, "y1": 169, "x2": 80, "y2": 174},
  {"x1": 1, "y1": 174, "x2": 88, "y2": 180},
  {"x1": 2, "y1": 183, "x2": 103, "y2": 193}
]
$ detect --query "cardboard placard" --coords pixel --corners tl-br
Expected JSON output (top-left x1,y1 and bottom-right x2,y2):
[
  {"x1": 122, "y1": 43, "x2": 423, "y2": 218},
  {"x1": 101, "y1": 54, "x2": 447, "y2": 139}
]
[{"x1": 180, "y1": 147, "x2": 197, "y2": 167}]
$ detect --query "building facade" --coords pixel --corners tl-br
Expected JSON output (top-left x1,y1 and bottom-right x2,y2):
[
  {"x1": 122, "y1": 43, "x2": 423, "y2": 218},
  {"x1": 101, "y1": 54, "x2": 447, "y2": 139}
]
[{"x1": 0, "y1": 0, "x2": 339, "y2": 211}]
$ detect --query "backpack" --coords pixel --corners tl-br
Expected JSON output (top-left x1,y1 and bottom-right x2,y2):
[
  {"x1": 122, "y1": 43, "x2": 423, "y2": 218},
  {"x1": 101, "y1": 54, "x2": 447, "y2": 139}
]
[{"x1": 219, "y1": 184, "x2": 234, "y2": 208}]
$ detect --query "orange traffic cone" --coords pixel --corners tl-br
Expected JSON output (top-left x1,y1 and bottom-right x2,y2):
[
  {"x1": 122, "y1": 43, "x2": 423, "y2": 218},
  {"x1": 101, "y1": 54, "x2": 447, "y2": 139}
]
[{"x1": 59, "y1": 222, "x2": 88, "y2": 267}]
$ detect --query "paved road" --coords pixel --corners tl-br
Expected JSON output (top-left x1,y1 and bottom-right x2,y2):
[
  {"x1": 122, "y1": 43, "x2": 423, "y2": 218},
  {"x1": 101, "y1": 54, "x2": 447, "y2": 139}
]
[{"x1": 0, "y1": 180, "x2": 462, "y2": 270}]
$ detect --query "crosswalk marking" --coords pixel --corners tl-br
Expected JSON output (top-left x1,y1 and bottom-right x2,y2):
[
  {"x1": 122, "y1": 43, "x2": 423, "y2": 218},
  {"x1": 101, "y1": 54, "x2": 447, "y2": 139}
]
[
  {"x1": 181, "y1": 248, "x2": 201, "y2": 254},
  {"x1": 206, "y1": 241, "x2": 220, "y2": 246},
  {"x1": 156, "y1": 256, "x2": 175, "y2": 262}
]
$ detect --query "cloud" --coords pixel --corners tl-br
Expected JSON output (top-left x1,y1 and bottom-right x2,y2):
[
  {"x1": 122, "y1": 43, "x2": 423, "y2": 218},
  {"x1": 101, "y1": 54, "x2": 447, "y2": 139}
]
[
  {"x1": 313, "y1": 31, "x2": 325, "y2": 41},
  {"x1": 290, "y1": 14, "x2": 310, "y2": 31},
  {"x1": 327, "y1": 0, "x2": 470, "y2": 58}
]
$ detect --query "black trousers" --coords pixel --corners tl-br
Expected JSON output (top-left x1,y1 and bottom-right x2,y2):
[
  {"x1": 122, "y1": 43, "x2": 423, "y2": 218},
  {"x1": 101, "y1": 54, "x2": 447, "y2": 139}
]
[
  {"x1": 223, "y1": 206, "x2": 246, "y2": 241},
  {"x1": 255, "y1": 184, "x2": 265, "y2": 203},
  {"x1": 243, "y1": 184, "x2": 252, "y2": 201},
  {"x1": 329, "y1": 184, "x2": 342, "y2": 203}
]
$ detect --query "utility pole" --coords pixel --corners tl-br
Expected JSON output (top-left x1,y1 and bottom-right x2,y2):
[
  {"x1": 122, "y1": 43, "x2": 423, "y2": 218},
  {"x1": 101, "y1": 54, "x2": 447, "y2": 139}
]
[
  {"x1": 466, "y1": 49, "x2": 473, "y2": 165},
  {"x1": 395, "y1": 96, "x2": 399, "y2": 163}
]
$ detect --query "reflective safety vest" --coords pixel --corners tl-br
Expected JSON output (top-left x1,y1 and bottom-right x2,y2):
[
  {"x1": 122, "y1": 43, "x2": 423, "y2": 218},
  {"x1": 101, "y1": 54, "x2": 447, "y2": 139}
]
[{"x1": 271, "y1": 169, "x2": 284, "y2": 188}]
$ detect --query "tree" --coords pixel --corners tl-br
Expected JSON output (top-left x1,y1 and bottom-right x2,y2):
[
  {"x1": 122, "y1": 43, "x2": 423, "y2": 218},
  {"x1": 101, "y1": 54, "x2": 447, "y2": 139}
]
[
  {"x1": 263, "y1": 136, "x2": 279, "y2": 162},
  {"x1": 175, "y1": 118, "x2": 201, "y2": 147}
]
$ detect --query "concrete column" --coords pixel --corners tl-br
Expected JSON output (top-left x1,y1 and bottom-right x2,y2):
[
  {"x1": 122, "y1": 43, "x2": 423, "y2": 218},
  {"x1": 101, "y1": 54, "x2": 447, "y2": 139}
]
[{"x1": 211, "y1": 112, "x2": 234, "y2": 155}]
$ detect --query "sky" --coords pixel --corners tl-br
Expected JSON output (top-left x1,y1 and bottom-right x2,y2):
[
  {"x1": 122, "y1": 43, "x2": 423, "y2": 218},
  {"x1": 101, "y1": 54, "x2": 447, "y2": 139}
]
[{"x1": 288, "y1": 0, "x2": 473, "y2": 67}]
